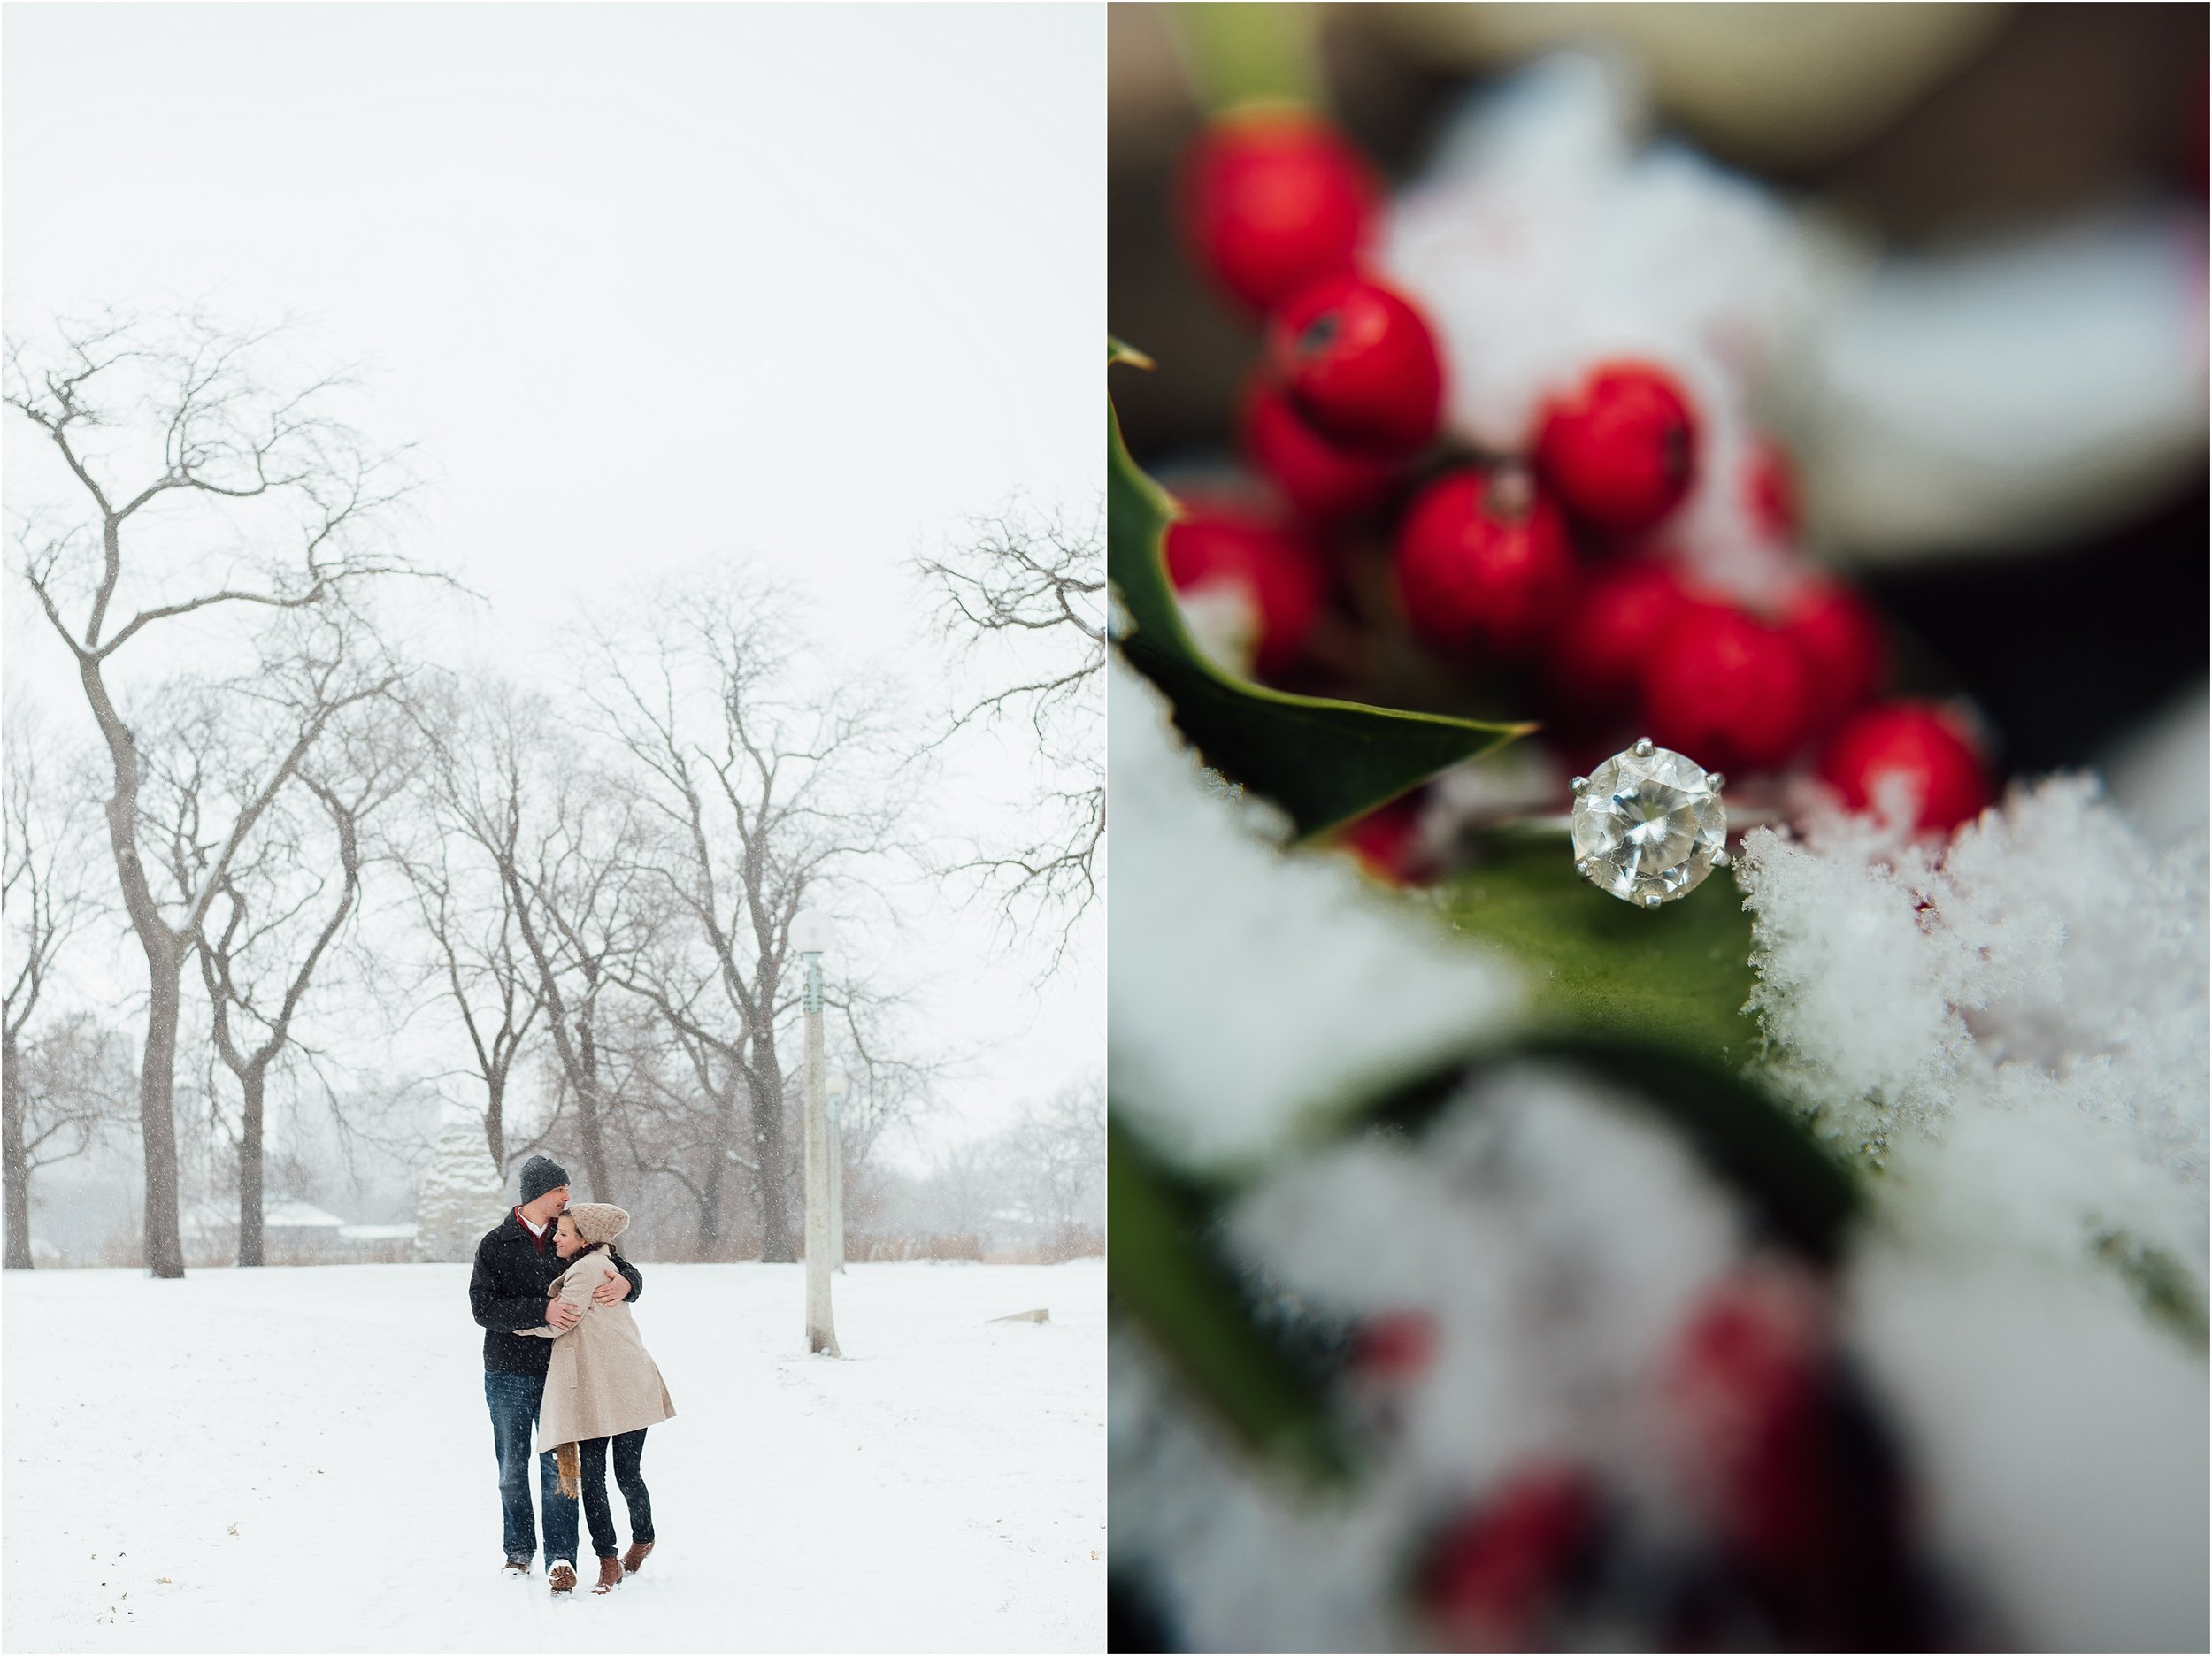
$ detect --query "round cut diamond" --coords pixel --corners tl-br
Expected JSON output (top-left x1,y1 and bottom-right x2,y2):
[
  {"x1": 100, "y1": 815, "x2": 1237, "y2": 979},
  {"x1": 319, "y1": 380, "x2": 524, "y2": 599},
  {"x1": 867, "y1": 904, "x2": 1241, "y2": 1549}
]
[{"x1": 1571, "y1": 743, "x2": 1727, "y2": 907}]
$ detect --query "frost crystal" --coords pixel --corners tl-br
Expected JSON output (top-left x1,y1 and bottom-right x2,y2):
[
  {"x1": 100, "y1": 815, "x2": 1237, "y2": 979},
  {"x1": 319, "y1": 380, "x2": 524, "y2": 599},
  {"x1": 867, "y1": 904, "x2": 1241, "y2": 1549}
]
[{"x1": 1738, "y1": 775, "x2": 2209, "y2": 1298}]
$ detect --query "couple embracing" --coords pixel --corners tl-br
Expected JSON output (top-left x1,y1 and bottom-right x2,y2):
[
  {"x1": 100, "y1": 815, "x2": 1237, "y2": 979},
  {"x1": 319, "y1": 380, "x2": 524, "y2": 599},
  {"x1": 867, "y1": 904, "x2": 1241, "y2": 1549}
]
[{"x1": 469, "y1": 1155, "x2": 677, "y2": 1597}]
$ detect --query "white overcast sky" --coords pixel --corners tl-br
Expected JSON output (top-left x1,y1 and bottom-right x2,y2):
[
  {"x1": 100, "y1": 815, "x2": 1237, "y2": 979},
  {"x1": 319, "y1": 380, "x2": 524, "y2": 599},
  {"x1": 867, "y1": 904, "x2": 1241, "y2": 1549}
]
[{"x1": 3, "y1": 3, "x2": 1103, "y2": 1162}]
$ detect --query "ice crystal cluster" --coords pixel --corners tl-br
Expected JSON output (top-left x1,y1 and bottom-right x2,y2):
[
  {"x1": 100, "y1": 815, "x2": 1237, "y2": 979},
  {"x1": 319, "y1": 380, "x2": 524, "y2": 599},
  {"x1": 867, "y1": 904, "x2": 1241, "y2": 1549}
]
[{"x1": 1739, "y1": 774, "x2": 2210, "y2": 1301}]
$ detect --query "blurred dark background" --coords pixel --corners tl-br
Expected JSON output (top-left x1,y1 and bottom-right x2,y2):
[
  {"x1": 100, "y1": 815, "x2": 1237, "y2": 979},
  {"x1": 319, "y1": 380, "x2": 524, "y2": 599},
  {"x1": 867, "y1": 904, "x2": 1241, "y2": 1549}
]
[{"x1": 1110, "y1": 2, "x2": 2208, "y2": 777}]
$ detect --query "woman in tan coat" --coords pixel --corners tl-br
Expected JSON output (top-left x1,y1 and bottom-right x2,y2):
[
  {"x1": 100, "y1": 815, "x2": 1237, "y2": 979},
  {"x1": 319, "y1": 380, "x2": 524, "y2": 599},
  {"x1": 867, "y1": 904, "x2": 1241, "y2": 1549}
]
[{"x1": 522, "y1": 1202, "x2": 675, "y2": 1596}]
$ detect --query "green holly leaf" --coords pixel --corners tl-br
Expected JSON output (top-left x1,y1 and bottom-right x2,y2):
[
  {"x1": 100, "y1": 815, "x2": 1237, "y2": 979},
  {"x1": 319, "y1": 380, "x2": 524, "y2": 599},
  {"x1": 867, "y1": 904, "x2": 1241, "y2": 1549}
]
[
  {"x1": 1108, "y1": 1116, "x2": 1352, "y2": 1486},
  {"x1": 1109, "y1": 364, "x2": 1533, "y2": 840},
  {"x1": 1436, "y1": 838, "x2": 1762, "y2": 1072}
]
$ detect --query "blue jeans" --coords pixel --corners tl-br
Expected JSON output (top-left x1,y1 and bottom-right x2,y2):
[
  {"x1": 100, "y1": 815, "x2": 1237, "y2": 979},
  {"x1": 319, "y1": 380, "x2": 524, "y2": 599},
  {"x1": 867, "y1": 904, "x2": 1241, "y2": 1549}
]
[{"x1": 484, "y1": 1371, "x2": 578, "y2": 1566}]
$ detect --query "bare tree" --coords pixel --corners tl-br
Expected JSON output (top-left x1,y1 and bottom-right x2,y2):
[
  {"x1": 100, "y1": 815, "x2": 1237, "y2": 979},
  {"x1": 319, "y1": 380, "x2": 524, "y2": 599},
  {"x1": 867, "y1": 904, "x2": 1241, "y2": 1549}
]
[
  {"x1": 3, "y1": 711, "x2": 111, "y2": 1268},
  {"x1": 185, "y1": 649, "x2": 414, "y2": 1265},
  {"x1": 402, "y1": 676, "x2": 549, "y2": 1172},
  {"x1": 1002, "y1": 1074, "x2": 1105, "y2": 1259},
  {"x1": 580, "y1": 568, "x2": 919, "y2": 1261},
  {"x1": 419, "y1": 675, "x2": 649, "y2": 1202},
  {"x1": 4, "y1": 1016, "x2": 138, "y2": 1263},
  {"x1": 915, "y1": 497, "x2": 1106, "y2": 969},
  {"x1": 395, "y1": 847, "x2": 541, "y2": 1174},
  {"x1": 6, "y1": 306, "x2": 431, "y2": 1276}
]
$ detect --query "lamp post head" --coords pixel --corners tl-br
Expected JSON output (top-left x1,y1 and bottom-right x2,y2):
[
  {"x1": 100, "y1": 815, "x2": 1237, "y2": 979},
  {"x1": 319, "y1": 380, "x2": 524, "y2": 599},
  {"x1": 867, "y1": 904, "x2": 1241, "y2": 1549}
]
[{"x1": 791, "y1": 908, "x2": 835, "y2": 959}]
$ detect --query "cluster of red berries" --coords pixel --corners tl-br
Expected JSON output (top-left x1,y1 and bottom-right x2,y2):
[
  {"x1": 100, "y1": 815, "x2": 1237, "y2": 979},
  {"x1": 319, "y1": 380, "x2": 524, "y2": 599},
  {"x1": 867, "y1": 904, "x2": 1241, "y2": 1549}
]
[{"x1": 1157, "y1": 107, "x2": 1993, "y2": 854}]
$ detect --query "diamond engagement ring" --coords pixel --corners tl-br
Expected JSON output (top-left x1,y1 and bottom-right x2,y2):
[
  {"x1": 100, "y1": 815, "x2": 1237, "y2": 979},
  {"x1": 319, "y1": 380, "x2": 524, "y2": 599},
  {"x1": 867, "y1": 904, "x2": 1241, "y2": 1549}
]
[{"x1": 1569, "y1": 737, "x2": 1731, "y2": 909}]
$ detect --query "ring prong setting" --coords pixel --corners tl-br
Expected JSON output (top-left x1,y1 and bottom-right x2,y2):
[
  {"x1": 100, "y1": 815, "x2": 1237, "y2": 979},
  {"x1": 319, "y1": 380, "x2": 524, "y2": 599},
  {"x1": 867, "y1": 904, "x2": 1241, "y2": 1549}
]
[{"x1": 1567, "y1": 740, "x2": 1729, "y2": 910}]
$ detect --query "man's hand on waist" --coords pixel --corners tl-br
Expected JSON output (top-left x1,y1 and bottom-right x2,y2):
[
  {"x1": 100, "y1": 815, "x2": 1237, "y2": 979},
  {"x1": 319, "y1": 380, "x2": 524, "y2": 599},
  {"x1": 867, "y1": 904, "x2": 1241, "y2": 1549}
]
[{"x1": 546, "y1": 1300, "x2": 582, "y2": 1331}]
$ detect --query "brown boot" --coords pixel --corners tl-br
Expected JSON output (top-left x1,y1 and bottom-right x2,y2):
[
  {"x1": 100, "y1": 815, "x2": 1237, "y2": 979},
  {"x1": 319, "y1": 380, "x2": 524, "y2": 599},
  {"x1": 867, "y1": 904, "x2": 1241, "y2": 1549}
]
[
  {"x1": 622, "y1": 1540, "x2": 656, "y2": 1576},
  {"x1": 593, "y1": 1557, "x2": 623, "y2": 1595},
  {"x1": 548, "y1": 1560, "x2": 577, "y2": 1596}
]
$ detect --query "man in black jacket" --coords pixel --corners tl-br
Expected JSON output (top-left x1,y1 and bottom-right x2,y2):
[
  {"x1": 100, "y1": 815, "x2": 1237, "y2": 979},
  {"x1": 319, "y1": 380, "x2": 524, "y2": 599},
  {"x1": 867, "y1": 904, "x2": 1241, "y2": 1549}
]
[{"x1": 471, "y1": 1154, "x2": 643, "y2": 1589}]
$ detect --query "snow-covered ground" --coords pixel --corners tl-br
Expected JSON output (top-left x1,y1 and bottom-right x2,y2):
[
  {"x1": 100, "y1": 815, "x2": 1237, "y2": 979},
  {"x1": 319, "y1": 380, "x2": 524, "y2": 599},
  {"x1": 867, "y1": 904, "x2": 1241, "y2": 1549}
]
[{"x1": 3, "y1": 1259, "x2": 1105, "y2": 1653}]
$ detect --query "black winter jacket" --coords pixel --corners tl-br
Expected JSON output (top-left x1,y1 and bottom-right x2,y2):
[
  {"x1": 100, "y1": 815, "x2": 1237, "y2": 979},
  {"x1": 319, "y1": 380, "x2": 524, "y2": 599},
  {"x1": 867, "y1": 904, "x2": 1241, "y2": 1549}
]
[{"x1": 469, "y1": 1208, "x2": 645, "y2": 1376}]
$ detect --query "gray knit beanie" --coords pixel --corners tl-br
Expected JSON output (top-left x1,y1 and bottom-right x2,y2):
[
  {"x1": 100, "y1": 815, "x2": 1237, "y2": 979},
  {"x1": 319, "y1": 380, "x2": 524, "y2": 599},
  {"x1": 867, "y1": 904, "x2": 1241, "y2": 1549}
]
[{"x1": 518, "y1": 1154, "x2": 569, "y2": 1205}]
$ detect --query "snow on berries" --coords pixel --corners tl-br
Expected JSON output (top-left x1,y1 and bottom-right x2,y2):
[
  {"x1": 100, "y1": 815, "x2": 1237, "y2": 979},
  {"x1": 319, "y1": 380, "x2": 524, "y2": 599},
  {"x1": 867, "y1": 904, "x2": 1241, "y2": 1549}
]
[
  {"x1": 1179, "y1": 108, "x2": 1378, "y2": 314},
  {"x1": 1395, "y1": 466, "x2": 1575, "y2": 661},
  {"x1": 1164, "y1": 503, "x2": 1329, "y2": 680},
  {"x1": 1816, "y1": 701, "x2": 1988, "y2": 837},
  {"x1": 1265, "y1": 273, "x2": 1444, "y2": 456}
]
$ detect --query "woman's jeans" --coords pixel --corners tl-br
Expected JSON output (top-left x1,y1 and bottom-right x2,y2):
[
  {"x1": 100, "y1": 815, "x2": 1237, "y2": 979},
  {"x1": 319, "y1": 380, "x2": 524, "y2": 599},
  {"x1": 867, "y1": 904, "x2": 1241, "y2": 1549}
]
[
  {"x1": 484, "y1": 1371, "x2": 578, "y2": 1566},
  {"x1": 577, "y1": 1429, "x2": 655, "y2": 1559}
]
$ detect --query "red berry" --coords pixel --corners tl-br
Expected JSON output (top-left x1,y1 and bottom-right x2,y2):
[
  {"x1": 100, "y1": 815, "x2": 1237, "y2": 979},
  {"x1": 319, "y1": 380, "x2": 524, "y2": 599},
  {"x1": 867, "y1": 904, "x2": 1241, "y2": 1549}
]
[
  {"x1": 1179, "y1": 109, "x2": 1378, "y2": 314},
  {"x1": 1338, "y1": 794, "x2": 1432, "y2": 887},
  {"x1": 1546, "y1": 557, "x2": 1694, "y2": 716},
  {"x1": 1266, "y1": 273, "x2": 1444, "y2": 456},
  {"x1": 1395, "y1": 468, "x2": 1576, "y2": 662},
  {"x1": 1662, "y1": 1266, "x2": 1838, "y2": 1575},
  {"x1": 1535, "y1": 362, "x2": 1700, "y2": 536},
  {"x1": 1641, "y1": 601, "x2": 1813, "y2": 774},
  {"x1": 1241, "y1": 379, "x2": 1403, "y2": 523},
  {"x1": 1350, "y1": 1307, "x2": 1439, "y2": 1381},
  {"x1": 1164, "y1": 506, "x2": 1328, "y2": 680},
  {"x1": 1817, "y1": 702, "x2": 1988, "y2": 836},
  {"x1": 1744, "y1": 436, "x2": 1801, "y2": 544},
  {"x1": 1778, "y1": 579, "x2": 1886, "y2": 733},
  {"x1": 1417, "y1": 1464, "x2": 1599, "y2": 1651}
]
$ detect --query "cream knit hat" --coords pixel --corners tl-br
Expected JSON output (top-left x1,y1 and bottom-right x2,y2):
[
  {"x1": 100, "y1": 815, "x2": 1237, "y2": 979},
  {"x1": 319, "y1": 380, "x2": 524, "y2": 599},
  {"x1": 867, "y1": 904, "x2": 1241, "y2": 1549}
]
[{"x1": 567, "y1": 1202, "x2": 631, "y2": 1246}]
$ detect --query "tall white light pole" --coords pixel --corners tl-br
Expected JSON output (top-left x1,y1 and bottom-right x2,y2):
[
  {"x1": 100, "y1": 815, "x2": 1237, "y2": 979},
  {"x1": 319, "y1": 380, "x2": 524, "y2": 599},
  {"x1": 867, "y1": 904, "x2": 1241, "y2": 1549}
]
[
  {"x1": 826, "y1": 1071, "x2": 849, "y2": 1274},
  {"x1": 792, "y1": 909, "x2": 840, "y2": 1356}
]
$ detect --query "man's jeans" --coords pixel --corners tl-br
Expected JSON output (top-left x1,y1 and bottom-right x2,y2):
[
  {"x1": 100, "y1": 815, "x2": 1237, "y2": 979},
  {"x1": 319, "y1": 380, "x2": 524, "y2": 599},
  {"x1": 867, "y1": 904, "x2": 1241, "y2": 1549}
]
[{"x1": 485, "y1": 1371, "x2": 578, "y2": 1566}]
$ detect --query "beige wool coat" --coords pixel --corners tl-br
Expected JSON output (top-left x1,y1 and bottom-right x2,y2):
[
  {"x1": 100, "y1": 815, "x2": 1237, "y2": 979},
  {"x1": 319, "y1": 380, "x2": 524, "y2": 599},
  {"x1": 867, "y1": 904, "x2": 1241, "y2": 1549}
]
[{"x1": 519, "y1": 1247, "x2": 676, "y2": 1448}]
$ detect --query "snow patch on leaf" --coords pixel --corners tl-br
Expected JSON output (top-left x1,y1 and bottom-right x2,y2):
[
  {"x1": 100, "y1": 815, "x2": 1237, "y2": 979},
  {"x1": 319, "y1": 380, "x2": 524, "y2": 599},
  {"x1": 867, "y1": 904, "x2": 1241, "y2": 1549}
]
[{"x1": 1108, "y1": 663, "x2": 1523, "y2": 1170}]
